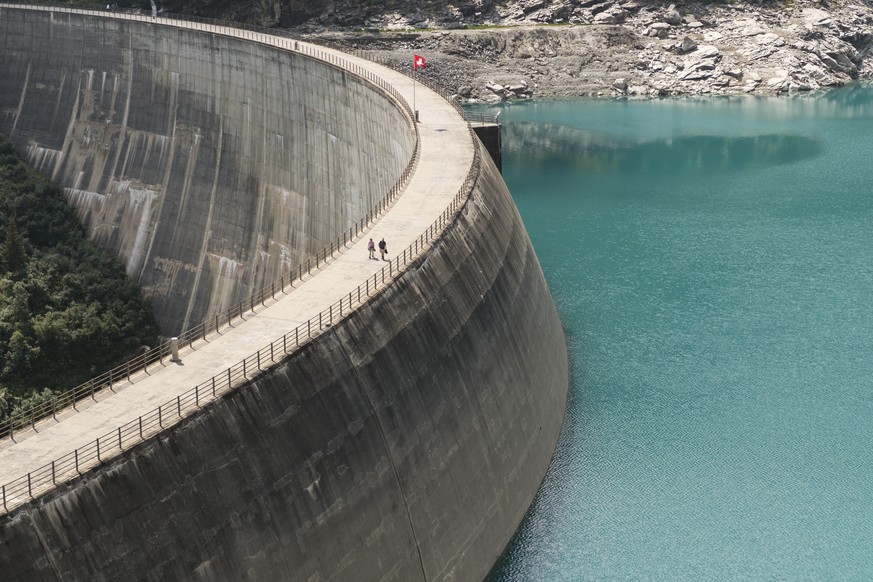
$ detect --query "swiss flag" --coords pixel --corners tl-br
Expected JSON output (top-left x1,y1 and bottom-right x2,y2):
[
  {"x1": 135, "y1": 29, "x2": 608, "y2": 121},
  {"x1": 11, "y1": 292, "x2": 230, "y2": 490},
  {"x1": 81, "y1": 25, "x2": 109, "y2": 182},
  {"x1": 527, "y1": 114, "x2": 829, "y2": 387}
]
[{"x1": 414, "y1": 54, "x2": 427, "y2": 70}]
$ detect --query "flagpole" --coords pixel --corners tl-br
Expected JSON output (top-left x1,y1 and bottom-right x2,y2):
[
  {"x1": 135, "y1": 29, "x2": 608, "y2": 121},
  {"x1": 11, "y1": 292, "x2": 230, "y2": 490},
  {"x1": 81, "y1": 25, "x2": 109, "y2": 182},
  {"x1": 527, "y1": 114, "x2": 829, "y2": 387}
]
[{"x1": 413, "y1": 62, "x2": 417, "y2": 119}]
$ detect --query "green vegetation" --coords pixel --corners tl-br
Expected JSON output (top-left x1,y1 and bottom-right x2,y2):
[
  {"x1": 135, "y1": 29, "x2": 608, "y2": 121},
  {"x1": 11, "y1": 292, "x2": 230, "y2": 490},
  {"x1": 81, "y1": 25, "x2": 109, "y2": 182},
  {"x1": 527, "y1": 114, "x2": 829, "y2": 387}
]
[{"x1": 0, "y1": 133, "x2": 159, "y2": 422}]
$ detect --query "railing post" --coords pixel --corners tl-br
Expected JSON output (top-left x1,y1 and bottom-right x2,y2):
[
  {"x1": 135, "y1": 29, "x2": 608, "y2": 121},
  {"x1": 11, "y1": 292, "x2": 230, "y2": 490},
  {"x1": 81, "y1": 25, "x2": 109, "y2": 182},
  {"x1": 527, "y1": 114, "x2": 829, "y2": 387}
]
[
  {"x1": 213, "y1": 376, "x2": 217, "y2": 397},
  {"x1": 96, "y1": 437, "x2": 101, "y2": 463},
  {"x1": 126, "y1": 360, "x2": 131, "y2": 382},
  {"x1": 158, "y1": 406, "x2": 162, "y2": 428},
  {"x1": 91, "y1": 381, "x2": 96, "y2": 400},
  {"x1": 139, "y1": 416, "x2": 143, "y2": 440},
  {"x1": 228, "y1": 368, "x2": 232, "y2": 387},
  {"x1": 243, "y1": 359, "x2": 247, "y2": 379},
  {"x1": 177, "y1": 396, "x2": 181, "y2": 417},
  {"x1": 118, "y1": 426, "x2": 123, "y2": 451},
  {"x1": 195, "y1": 385, "x2": 199, "y2": 408},
  {"x1": 170, "y1": 338, "x2": 180, "y2": 363},
  {"x1": 2, "y1": 484, "x2": 6, "y2": 512}
]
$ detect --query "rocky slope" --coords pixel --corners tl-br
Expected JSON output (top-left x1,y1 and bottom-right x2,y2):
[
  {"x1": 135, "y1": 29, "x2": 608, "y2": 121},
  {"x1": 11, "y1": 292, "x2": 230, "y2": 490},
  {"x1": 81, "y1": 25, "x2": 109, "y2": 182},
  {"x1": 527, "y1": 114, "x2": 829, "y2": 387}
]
[{"x1": 247, "y1": 0, "x2": 873, "y2": 101}]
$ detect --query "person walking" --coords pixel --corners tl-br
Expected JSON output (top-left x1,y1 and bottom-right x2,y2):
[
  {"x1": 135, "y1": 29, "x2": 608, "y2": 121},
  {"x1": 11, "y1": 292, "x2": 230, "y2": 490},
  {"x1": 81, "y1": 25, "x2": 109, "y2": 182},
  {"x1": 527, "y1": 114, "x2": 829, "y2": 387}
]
[
  {"x1": 368, "y1": 238, "x2": 376, "y2": 260},
  {"x1": 378, "y1": 237, "x2": 388, "y2": 261}
]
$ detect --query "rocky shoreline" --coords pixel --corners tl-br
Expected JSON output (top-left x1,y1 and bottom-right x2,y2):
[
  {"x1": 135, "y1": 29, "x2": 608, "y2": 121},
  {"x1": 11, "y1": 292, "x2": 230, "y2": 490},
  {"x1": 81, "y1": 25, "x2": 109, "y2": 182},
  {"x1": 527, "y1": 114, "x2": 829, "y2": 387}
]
[{"x1": 291, "y1": 0, "x2": 873, "y2": 101}]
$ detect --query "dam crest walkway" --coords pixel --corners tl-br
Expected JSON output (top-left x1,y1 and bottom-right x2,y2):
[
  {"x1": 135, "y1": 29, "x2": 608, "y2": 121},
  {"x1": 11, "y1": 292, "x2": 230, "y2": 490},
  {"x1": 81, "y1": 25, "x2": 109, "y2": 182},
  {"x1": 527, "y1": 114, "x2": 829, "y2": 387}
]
[{"x1": 0, "y1": 5, "x2": 477, "y2": 514}]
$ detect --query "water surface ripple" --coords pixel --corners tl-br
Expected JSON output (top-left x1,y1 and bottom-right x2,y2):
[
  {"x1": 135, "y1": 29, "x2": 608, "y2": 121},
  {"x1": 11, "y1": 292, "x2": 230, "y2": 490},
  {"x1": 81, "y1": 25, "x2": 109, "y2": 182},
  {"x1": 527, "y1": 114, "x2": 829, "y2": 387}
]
[{"x1": 481, "y1": 86, "x2": 873, "y2": 581}]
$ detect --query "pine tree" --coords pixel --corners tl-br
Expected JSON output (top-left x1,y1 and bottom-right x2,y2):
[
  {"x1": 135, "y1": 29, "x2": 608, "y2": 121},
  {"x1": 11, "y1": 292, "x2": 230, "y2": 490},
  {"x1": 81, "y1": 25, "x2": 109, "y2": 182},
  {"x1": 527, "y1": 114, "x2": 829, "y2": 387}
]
[{"x1": 1, "y1": 221, "x2": 27, "y2": 276}]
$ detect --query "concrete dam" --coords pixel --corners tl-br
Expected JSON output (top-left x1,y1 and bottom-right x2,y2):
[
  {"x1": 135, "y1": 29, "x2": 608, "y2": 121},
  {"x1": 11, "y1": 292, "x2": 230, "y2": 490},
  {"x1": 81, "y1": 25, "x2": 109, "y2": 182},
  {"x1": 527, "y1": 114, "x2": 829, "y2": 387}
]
[{"x1": 0, "y1": 6, "x2": 568, "y2": 581}]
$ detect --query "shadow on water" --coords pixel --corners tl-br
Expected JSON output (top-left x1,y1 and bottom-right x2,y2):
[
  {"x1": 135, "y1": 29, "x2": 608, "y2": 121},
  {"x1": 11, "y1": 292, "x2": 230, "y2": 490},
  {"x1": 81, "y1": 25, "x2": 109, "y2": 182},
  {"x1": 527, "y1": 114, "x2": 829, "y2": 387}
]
[{"x1": 503, "y1": 121, "x2": 824, "y2": 175}]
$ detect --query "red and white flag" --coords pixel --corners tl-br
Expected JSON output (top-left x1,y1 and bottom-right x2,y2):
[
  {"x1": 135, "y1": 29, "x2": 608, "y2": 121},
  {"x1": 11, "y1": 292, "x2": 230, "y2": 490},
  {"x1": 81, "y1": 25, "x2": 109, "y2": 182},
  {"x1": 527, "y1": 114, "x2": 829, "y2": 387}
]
[{"x1": 414, "y1": 54, "x2": 427, "y2": 70}]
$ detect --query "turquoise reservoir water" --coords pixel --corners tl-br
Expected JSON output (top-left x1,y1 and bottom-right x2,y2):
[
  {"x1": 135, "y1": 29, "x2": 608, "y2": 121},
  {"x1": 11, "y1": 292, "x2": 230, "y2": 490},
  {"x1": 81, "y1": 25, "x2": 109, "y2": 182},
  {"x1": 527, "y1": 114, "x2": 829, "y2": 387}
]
[{"x1": 480, "y1": 86, "x2": 873, "y2": 580}]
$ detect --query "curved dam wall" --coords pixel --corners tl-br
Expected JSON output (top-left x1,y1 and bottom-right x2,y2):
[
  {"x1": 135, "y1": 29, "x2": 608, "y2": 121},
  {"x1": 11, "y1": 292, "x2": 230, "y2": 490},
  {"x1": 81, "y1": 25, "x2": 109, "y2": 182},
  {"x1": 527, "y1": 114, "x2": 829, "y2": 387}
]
[
  {"x1": 0, "y1": 8, "x2": 414, "y2": 335},
  {"x1": 0, "y1": 138, "x2": 568, "y2": 581}
]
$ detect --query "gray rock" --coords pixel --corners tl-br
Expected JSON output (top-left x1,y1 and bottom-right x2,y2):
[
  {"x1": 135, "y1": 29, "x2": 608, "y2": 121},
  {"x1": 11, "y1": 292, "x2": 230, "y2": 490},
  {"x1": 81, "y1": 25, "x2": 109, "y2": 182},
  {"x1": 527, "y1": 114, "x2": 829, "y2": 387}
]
[
  {"x1": 820, "y1": 52, "x2": 856, "y2": 76},
  {"x1": 678, "y1": 36, "x2": 698, "y2": 53},
  {"x1": 648, "y1": 22, "x2": 671, "y2": 38},
  {"x1": 664, "y1": 5, "x2": 682, "y2": 26},
  {"x1": 594, "y1": 9, "x2": 626, "y2": 25},
  {"x1": 695, "y1": 45, "x2": 721, "y2": 59}
]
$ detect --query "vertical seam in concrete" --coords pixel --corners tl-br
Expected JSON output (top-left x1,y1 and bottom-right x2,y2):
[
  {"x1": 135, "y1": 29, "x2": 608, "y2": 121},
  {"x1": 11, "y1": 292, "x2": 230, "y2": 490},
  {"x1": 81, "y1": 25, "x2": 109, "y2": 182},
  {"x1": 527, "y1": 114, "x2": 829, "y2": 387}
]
[
  {"x1": 10, "y1": 61, "x2": 31, "y2": 139},
  {"x1": 181, "y1": 118, "x2": 223, "y2": 332},
  {"x1": 106, "y1": 30, "x2": 133, "y2": 190},
  {"x1": 30, "y1": 519, "x2": 63, "y2": 581},
  {"x1": 335, "y1": 333, "x2": 430, "y2": 582}
]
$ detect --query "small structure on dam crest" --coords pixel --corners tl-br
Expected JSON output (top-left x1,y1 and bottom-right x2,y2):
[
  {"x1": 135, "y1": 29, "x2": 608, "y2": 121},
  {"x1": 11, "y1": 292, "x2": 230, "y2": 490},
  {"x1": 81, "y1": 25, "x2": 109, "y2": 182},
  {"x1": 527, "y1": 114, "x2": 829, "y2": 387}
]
[{"x1": 0, "y1": 6, "x2": 568, "y2": 581}]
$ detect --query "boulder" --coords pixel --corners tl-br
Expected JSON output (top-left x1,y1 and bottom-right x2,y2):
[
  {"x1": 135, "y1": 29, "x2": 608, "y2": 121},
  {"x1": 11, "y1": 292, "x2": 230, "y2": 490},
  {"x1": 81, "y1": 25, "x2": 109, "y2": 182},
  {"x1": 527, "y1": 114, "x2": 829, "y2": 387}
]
[
  {"x1": 678, "y1": 36, "x2": 698, "y2": 53},
  {"x1": 664, "y1": 4, "x2": 682, "y2": 25},
  {"x1": 695, "y1": 44, "x2": 721, "y2": 59},
  {"x1": 802, "y1": 7, "x2": 833, "y2": 28},
  {"x1": 648, "y1": 22, "x2": 672, "y2": 38},
  {"x1": 820, "y1": 52, "x2": 856, "y2": 76},
  {"x1": 521, "y1": 0, "x2": 547, "y2": 15},
  {"x1": 594, "y1": 9, "x2": 627, "y2": 24}
]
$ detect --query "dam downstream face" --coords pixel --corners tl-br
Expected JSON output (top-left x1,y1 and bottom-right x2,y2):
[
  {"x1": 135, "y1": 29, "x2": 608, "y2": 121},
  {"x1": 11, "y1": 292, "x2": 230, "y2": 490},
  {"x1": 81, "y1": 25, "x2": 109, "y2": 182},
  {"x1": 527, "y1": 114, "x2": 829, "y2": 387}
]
[
  {"x1": 0, "y1": 9, "x2": 569, "y2": 581},
  {"x1": 0, "y1": 8, "x2": 414, "y2": 336},
  {"x1": 485, "y1": 87, "x2": 873, "y2": 580}
]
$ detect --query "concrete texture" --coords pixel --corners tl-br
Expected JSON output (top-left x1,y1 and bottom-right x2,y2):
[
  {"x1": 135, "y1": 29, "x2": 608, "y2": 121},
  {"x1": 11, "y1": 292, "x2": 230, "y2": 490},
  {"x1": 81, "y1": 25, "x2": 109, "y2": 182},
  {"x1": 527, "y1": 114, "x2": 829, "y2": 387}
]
[
  {"x1": 0, "y1": 8, "x2": 414, "y2": 335},
  {"x1": 0, "y1": 7, "x2": 568, "y2": 581}
]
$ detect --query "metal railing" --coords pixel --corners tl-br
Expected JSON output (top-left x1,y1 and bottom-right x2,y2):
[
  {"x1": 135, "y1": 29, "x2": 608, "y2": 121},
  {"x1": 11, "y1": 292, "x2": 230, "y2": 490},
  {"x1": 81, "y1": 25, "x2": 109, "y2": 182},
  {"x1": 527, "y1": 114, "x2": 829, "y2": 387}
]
[
  {"x1": 0, "y1": 3, "x2": 484, "y2": 516},
  {"x1": 0, "y1": 3, "x2": 420, "y2": 445},
  {"x1": 464, "y1": 112, "x2": 501, "y2": 125},
  {"x1": 0, "y1": 131, "x2": 481, "y2": 516}
]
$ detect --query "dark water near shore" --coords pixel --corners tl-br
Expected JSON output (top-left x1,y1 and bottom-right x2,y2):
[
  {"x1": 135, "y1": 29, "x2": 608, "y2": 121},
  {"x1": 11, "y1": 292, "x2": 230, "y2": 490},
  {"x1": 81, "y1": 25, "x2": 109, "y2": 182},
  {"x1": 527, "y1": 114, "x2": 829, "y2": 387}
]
[{"x1": 477, "y1": 86, "x2": 873, "y2": 580}]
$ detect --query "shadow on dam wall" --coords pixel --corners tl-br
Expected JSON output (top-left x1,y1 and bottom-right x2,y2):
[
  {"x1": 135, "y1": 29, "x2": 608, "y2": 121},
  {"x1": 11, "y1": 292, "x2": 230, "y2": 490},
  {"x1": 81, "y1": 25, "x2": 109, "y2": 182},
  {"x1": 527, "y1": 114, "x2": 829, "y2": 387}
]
[
  {"x1": 0, "y1": 8, "x2": 414, "y2": 336},
  {"x1": 0, "y1": 8, "x2": 568, "y2": 581}
]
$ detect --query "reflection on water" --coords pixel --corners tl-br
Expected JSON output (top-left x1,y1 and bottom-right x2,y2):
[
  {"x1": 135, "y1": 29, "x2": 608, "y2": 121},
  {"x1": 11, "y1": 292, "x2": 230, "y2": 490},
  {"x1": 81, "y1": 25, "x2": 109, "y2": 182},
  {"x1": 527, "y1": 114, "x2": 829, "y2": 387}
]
[{"x1": 504, "y1": 122, "x2": 823, "y2": 173}]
